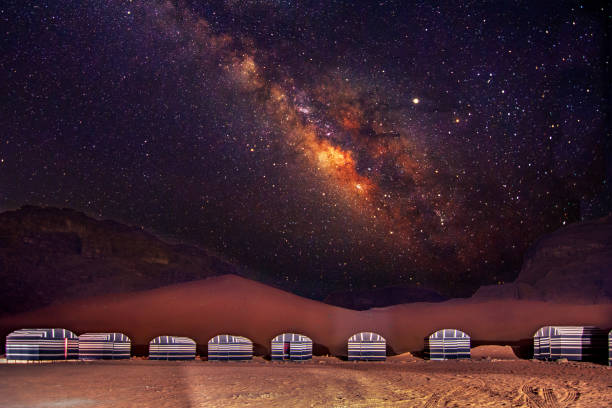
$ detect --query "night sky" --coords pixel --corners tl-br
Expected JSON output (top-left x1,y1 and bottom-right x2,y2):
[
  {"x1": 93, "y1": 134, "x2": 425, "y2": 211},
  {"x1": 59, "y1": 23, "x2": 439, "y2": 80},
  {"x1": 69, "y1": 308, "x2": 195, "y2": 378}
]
[{"x1": 1, "y1": 0, "x2": 610, "y2": 299}]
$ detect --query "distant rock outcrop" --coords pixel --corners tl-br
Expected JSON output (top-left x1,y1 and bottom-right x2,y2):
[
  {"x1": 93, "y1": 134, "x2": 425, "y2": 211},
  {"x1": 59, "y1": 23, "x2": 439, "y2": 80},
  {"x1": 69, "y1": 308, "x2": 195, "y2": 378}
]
[
  {"x1": 473, "y1": 216, "x2": 612, "y2": 303},
  {"x1": 324, "y1": 286, "x2": 448, "y2": 310},
  {"x1": 0, "y1": 206, "x2": 246, "y2": 314}
]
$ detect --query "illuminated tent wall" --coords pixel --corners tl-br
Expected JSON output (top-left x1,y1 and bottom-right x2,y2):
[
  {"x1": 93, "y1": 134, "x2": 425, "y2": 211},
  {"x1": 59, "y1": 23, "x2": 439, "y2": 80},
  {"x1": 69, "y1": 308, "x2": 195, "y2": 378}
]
[
  {"x1": 78, "y1": 333, "x2": 131, "y2": 360},
  {"x1": 533, "y1": 326, "x2": 551, "y2": 360},
  {"x1": 609, "y1": 330, "x2": 611, "y2": 366},
  {"x1": 533, "y1": 326, "x2": 607, "y2": 362},
  {"x1": 347, "y1": 332, "x2": 386, "y2": 361},
  {"x1": 148, "y1": 336, "x2": 196, "y2": 360},
  {"x1": 426, "y1": 329, "x2": 471, "y2": 360},
  {"x1": 208, "y1": 334, "x2": 253, "y2": 361},
  {"x1": 5, "y1": 328, "x2": 78, "y2": 361},
  {"x1": 271, "y1": 333, "x2": 312, "y2": 361}
]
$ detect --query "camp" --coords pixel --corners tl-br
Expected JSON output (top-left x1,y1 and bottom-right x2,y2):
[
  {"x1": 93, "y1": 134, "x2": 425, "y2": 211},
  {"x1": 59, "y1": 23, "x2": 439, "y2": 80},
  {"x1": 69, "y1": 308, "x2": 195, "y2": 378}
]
[
  {"x1": 78, "y1": 333, "x2": 131, "y2": 360},
  {"x1": 208, "y1": 334, "x2": 253, "y2": 361},
  {"x1": 426, "y1": 329, "x2": 471, "y2": 360},
  {"x1": 533, "y1": 326, "x2": 607, "y2": 362},
  {"x1": 271, "y1": 333, "x2": 312, "y2": 361},
  {"x1": 6, "y1": 328, "x2": 78, "y2": 362},
  {"x1": 347, "y1": 332, "x2": 386, "y2": 361},
  {"x1": 148, "y1": 335, "x2": 196, "y2": 360}
]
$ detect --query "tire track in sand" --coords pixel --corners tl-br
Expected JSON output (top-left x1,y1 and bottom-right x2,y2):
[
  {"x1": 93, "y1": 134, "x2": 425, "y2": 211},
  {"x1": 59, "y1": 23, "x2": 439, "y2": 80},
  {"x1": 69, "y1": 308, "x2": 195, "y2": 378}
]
[
  {"x1": 422, "y1": 376, "x2": 499, "y2": 407},
  {"x1": 519, "y1": 380, "x2": 580, "y2": 408},
  {"x1": 423, "y1": 392, "x2": 442, "y2": 408},
  {"x1": 558, "y1": 387, "x2": 579, "y2": 405}
]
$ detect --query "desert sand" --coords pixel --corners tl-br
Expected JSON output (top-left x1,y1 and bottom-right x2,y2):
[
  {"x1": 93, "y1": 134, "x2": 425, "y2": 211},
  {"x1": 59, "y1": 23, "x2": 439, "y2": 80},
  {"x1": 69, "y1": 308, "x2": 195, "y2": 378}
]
[
  {"x1": 1, "y1": 275, "x2": 610, "y2": 357},
  {"x1": 0, "y1": 356, "x2": 610, "y2": 407}
]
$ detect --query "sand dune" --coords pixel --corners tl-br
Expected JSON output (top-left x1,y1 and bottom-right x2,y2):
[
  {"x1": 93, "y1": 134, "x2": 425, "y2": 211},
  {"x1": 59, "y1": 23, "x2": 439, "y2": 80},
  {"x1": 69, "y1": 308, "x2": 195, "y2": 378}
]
[{"x1": 1, "y1": 275, "x2": 611, "y2": 356}]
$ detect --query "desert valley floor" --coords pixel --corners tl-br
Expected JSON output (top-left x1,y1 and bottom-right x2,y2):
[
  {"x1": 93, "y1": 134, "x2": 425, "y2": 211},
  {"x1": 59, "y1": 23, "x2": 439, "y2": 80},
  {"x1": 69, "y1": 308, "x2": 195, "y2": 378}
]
[{"x1": 1, "y1": 353, "x2": 610, "y2": 408}]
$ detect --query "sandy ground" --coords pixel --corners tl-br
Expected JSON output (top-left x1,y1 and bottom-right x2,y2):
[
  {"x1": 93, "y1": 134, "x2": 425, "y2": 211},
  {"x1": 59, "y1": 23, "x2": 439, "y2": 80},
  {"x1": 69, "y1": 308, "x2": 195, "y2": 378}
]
[{"x1": 0, "y1": 357, "x2": 610, "y2": 408}]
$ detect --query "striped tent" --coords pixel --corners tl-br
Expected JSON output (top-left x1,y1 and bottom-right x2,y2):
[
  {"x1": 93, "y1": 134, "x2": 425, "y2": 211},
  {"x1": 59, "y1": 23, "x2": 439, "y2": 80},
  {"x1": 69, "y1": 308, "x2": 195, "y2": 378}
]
[
  {"x1": 6, "y1": 328, "x2": 79, "y2": 362},
  {"x1": 426, "y1": 329, "x2": 471, "y2": 360},
  {"x1": 348, "y1": 332, "x2": 386, "y2": 361},
  {"x1": 533, "y1": 326, "x2": 552, "y2": 360},
  {"x1": 271, "y1": 333, "x2": 312, "y2": 361},
  {"x1": 78, "y1": 333, "x2": 131, "y2": 360},
  {"x1": 149, "y1": 336, "x2": 196, "y2": 360},
  {"x1": 533, "y1": 326, "x2": 607, "y2": 362},
  {"x1": 208, "y1": 334, "x2": 253, "y2": 361}
]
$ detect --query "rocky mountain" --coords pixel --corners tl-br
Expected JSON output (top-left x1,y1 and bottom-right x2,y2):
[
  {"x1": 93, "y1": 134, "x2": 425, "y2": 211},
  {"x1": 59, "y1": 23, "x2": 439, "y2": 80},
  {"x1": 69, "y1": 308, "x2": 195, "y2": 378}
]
[
  {"x1": 1, "y1": 205, "x2": 610, "y2": 318},
  {"x1": 473, "y1": 215, "x2": 612, "y2": 303},
  {"x1": 0, "y1": 206, "x2": 247, "y2": 315}
]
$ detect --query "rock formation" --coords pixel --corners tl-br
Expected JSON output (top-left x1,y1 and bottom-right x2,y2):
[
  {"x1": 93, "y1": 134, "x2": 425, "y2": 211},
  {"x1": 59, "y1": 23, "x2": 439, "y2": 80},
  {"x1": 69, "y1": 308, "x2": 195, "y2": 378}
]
[
  {"x1": 473, "y1": 215, "x2": 612, "y2": 303},
  {"x1": 0, "y1": 206, "x2": 245, "y2": 314}
]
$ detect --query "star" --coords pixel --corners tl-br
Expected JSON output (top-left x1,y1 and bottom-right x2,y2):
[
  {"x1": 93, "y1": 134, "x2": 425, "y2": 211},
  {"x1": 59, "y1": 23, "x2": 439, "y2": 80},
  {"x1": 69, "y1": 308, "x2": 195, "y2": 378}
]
[{"x1": 0, "y1": 0, "x2": 605, "y2": 300}]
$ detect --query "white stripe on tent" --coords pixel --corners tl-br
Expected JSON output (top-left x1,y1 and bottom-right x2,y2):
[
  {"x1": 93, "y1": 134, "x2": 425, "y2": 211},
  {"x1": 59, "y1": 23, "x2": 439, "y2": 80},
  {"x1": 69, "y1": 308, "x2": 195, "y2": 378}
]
[
  {"x1": 208, "y1": 334, "x2": 253, "y2": 360},
  {"x1": 148, "y1": 336, "x2": 196, "y2": 360},
  {"x1": 609, "y1": 330, "x2": 611, "y2": 366},
  {"x1": 426, "y1": 329, "x2": 471, "y2": 361},
  {"x1": 271, "y1": 333, "x2": 312, "y2": 361},
  {"x1": 78, "y1": 333, "x2": 131, "y2": 360},
  {"x1": 348, "y1": 332, "x2": 386, "y2": 342},
  {"x1": 347, "y1": 332, "x2": 386, "y2": 361},
  {"x1": 533, "y1": 326, "x2": 607, "y2": 362},
  {"x1": 150, "y1": 336, "x2": 196, "y2": 344},
  {"x1": 208, "y1": 335, "x2": 252, "y2": 344},
  {"x1": 6, "y1": 328, "x2": 78, "y2": 361},
  {"x1": 271, "y1": 333, "x2": 312, "y2": 343}
]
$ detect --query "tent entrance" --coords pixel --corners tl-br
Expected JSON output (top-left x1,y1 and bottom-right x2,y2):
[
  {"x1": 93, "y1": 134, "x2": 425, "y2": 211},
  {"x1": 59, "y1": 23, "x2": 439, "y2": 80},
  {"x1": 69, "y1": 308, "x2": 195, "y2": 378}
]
[{"x1": 283, "y1": 342, "x2": 291, "y2": 360}]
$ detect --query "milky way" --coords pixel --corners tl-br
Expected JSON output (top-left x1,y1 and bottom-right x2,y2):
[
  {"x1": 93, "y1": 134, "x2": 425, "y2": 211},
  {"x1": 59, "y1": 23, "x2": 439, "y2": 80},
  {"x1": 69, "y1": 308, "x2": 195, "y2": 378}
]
[{"x1": 1, "y1": 0, "x2": 609, "y2": 298}]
